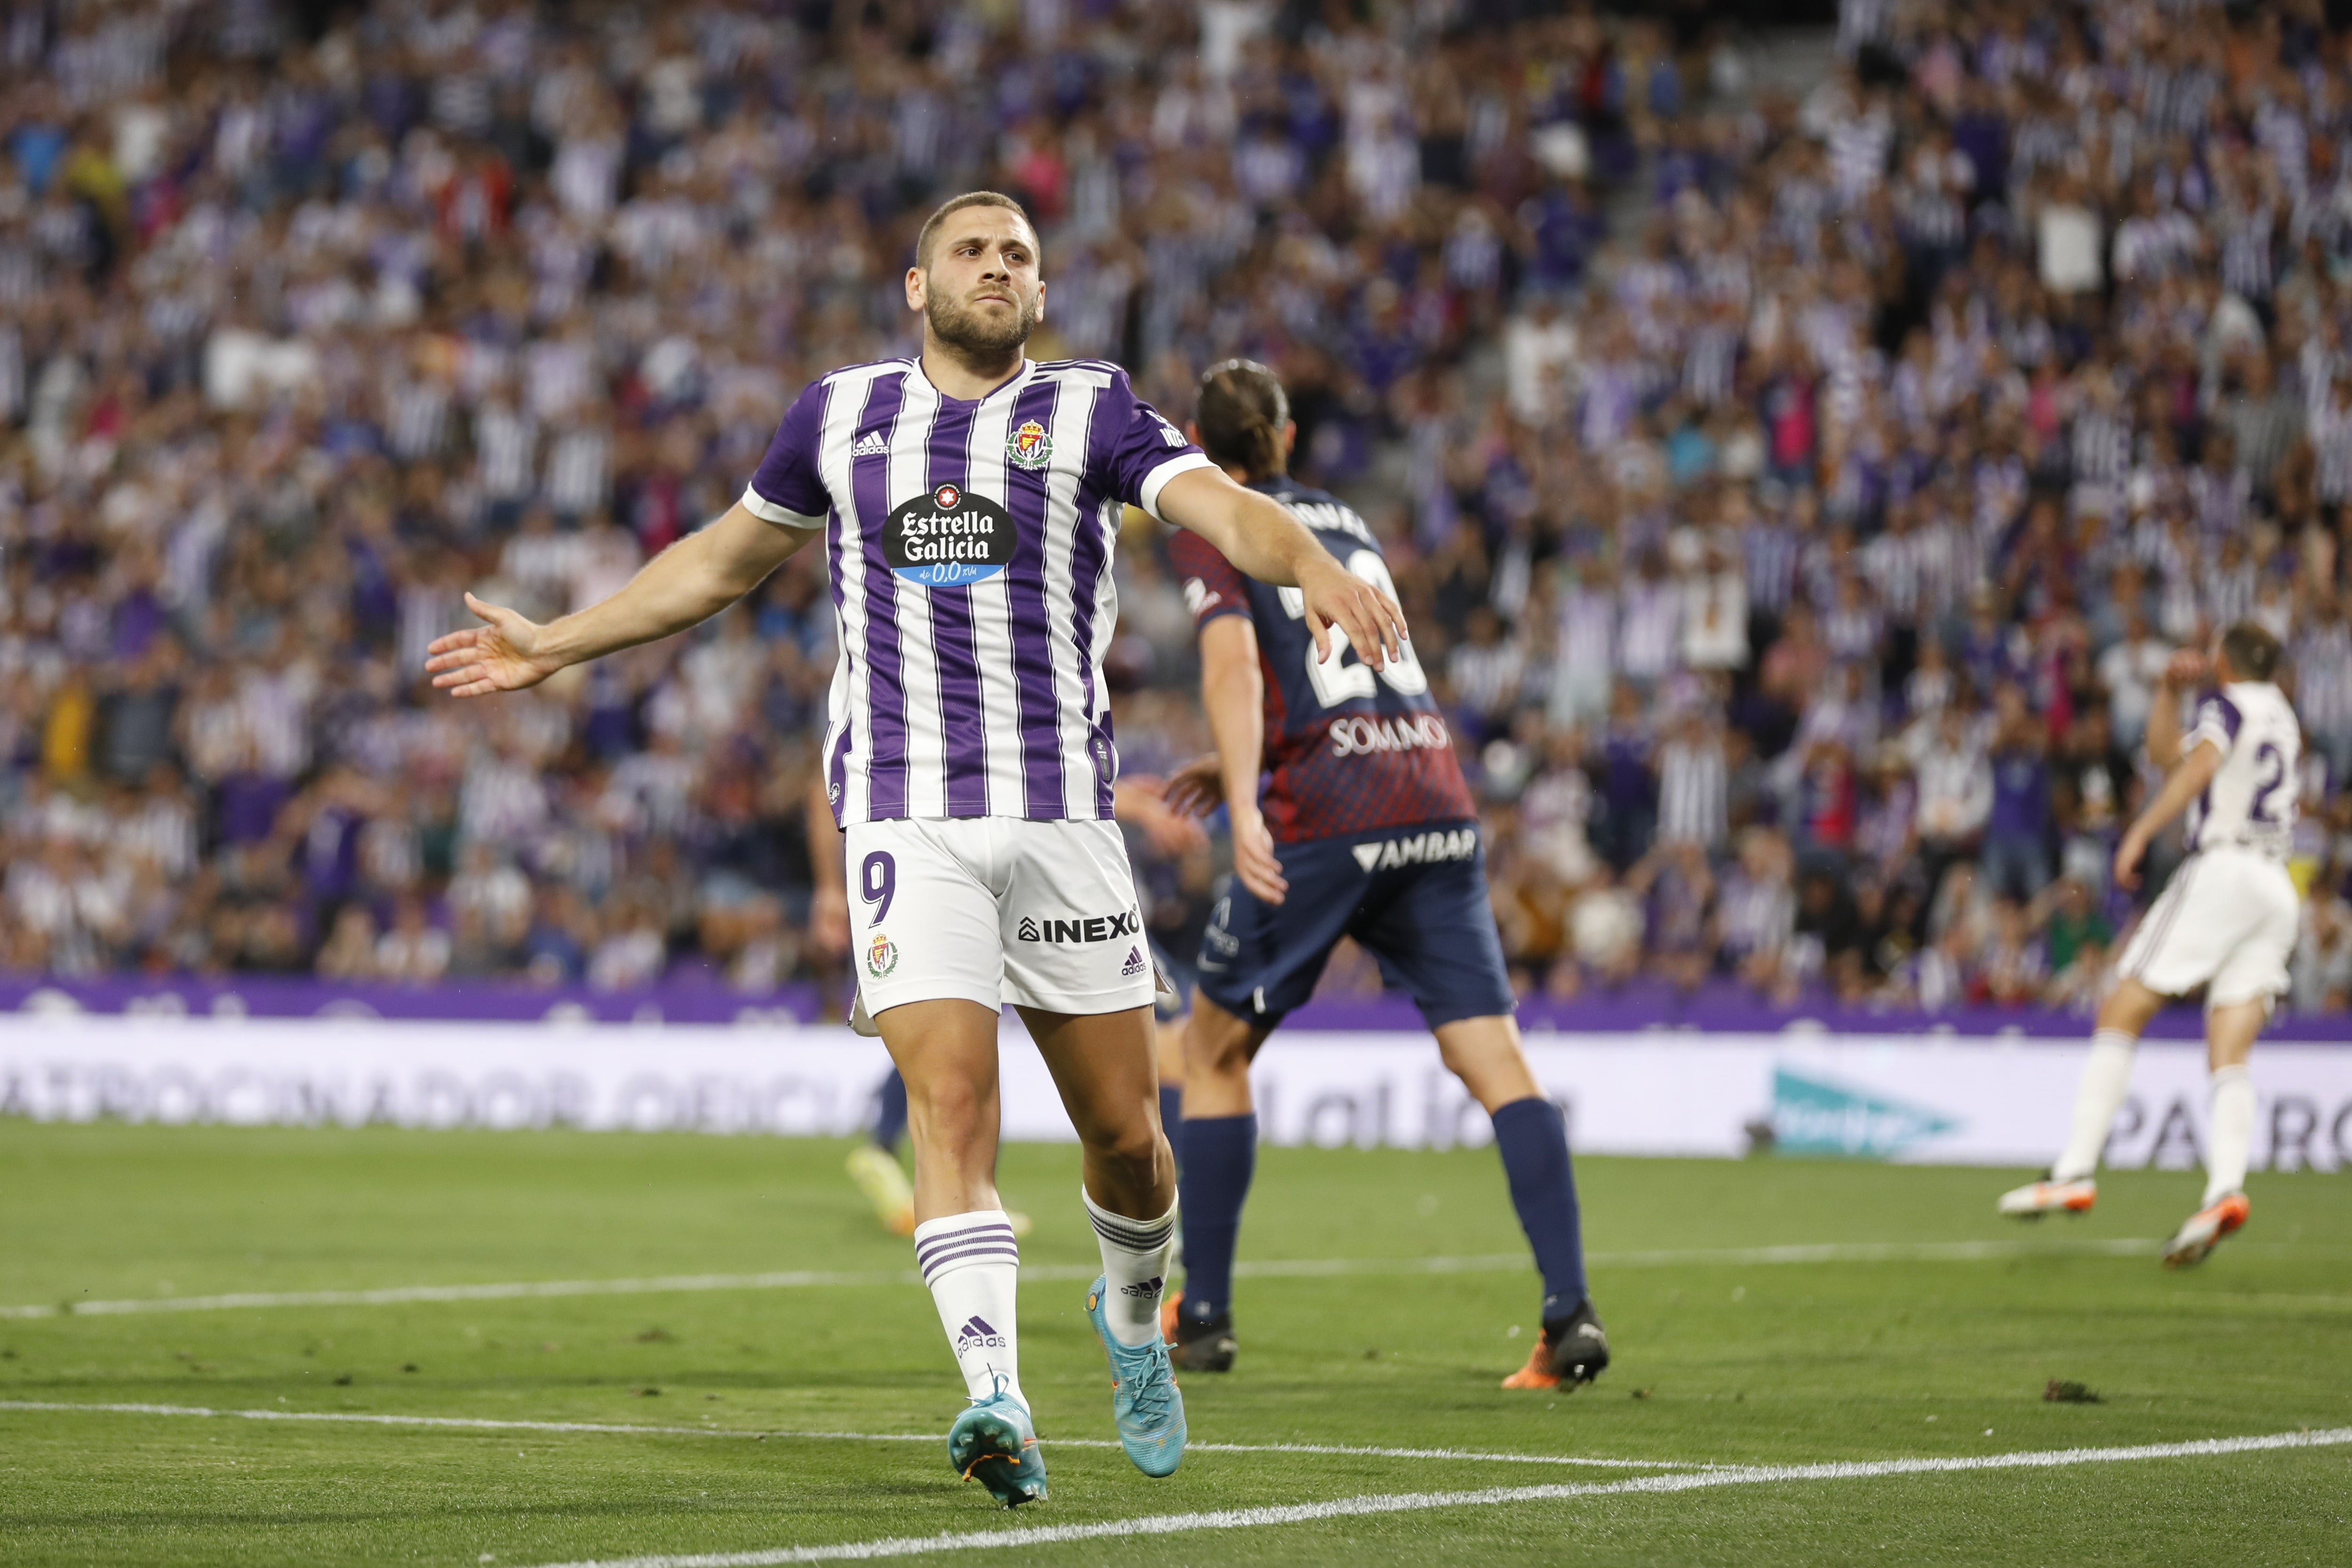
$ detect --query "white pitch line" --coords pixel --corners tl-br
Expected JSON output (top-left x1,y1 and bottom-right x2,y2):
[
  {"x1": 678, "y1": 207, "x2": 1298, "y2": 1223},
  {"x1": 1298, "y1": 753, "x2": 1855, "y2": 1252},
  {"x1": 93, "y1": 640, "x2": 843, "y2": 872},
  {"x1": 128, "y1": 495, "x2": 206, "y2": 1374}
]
[
  {"x1": 0, "y1": 1400, "x2": 1691, "y2": 1471},
  {"x1": 523, "y1": 1426, "x2": 2352, "y2": 1568},
  {"x1": 0, "y1": 1238, "x2": 2162, "y2": 1320}
]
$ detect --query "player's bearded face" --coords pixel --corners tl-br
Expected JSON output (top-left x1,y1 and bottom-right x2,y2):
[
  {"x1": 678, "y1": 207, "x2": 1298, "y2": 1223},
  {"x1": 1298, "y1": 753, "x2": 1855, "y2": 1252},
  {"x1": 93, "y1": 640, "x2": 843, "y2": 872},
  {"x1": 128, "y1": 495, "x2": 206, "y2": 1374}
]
[{"x1": 924, "y1": 270, "x2": 1039, "y2": 356}]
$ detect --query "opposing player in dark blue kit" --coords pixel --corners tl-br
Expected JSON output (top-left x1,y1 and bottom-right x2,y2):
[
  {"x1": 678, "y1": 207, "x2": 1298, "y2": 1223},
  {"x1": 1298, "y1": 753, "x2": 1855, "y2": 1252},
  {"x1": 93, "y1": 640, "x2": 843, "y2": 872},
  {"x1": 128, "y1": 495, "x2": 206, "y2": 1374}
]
[{"x1": 1159, "y1": 361, "x2": 1607, "y2": 1391}]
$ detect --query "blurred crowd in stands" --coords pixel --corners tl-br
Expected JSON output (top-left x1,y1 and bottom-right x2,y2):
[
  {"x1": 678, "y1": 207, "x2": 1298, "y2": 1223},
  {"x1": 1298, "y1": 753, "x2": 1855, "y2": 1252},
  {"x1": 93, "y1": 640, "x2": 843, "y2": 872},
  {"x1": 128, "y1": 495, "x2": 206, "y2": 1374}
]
[{"x1": 5, "y1": 0, "x2": 2352, "y2": 1017}]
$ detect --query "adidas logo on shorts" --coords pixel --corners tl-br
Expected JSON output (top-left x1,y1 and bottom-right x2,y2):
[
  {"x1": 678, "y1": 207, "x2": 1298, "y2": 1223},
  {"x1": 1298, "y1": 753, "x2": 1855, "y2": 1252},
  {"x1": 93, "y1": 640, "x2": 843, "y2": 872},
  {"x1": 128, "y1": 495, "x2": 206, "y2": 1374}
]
[
  {"x1": 850, "y1": 429, "x2": 890, "y2": 457},
  {"x1": 1121, "y1": 946, "x2": 1145, "y2": 976}
]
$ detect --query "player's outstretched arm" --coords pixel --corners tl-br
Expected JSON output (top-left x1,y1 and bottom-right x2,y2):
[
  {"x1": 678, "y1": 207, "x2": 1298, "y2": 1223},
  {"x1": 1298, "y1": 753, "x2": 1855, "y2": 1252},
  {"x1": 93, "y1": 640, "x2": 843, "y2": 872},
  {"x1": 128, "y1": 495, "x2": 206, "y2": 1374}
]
[
  {"x1": 1153, "y1": 466, "x2": 1408, "y2": 670},
  {"x1": 2113, "y1": 740, "x2": 2222, "y2": 890},
  {"x1": 426, "y1": 503, "x2": 814, "y2": 697}
]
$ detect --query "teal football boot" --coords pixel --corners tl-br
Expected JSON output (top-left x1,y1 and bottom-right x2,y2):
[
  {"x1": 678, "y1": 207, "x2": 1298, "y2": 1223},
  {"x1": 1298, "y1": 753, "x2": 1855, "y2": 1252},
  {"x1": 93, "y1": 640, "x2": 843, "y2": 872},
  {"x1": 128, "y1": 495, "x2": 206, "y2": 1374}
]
[
  {"x1": 1083, "y1": 1276, "x2": 1187, "y2": 1477},
  {"x1": 945, "y1": 1382, "x2": 1047, "y2": 1507}
]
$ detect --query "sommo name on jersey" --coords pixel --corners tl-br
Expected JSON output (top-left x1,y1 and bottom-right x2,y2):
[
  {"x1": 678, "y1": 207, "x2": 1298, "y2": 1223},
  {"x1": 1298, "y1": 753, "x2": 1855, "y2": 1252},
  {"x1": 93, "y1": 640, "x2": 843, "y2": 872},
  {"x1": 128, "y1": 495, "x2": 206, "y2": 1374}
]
[
  {"x1": 1169, "y1": 476, "x2": 1477, "y2": 842},
  {"x1": 1331, "y1": 713, "x2": 1451, "y2": 756}
]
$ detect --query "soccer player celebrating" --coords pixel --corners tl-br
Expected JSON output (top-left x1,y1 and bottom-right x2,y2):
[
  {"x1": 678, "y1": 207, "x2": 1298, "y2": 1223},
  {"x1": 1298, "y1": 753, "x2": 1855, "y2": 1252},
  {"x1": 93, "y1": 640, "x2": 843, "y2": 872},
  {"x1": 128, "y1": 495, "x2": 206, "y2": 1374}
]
[
  {"x1": 1159, "y1": 360, "x2": 1607, "y2": 1392},
  {"x1": 1998, "y1": 624, "x2": 2302, "y2": 1267},
  {"x1": 426, "y1": 194, "x2": 1408, "y2": 1505}
]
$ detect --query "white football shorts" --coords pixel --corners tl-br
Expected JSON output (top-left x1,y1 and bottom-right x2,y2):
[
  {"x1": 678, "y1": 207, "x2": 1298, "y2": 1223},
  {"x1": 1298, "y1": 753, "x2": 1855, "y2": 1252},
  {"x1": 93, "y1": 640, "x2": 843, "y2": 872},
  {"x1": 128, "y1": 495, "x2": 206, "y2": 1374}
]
[
  {"x1": 2115, "y1": 847, "x2": 2299, "y2": 1011},
  {"x1": 844, "y1": 816, "x2": 1159, "y2": 1020}
]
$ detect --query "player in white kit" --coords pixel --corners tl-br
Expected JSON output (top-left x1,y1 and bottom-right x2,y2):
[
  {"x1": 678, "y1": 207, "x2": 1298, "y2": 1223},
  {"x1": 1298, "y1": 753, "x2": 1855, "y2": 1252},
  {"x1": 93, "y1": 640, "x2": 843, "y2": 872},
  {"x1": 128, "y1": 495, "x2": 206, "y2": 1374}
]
[
  {"x1": 1998, "y1": 624, "x2": 2303, "y2": 1267},
  {"x1": 426, "y1": 192, "x2": 1408, "y2": 1504}
]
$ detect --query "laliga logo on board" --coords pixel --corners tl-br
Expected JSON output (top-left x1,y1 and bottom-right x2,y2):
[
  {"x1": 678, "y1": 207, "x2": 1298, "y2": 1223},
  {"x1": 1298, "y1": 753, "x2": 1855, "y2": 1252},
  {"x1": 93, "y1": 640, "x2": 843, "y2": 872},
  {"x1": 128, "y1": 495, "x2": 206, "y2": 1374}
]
[{"x1": 1007, "y1": 419, "x2": 1053, "y2": 470}]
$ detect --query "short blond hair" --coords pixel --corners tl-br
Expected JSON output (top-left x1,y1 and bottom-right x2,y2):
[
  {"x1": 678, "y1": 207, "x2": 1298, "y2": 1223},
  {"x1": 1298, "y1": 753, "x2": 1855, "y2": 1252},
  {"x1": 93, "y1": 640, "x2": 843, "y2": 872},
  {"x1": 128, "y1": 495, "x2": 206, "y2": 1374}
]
[{"x1": 913, "y1": 191, "x2": 1040, "y2": 270}]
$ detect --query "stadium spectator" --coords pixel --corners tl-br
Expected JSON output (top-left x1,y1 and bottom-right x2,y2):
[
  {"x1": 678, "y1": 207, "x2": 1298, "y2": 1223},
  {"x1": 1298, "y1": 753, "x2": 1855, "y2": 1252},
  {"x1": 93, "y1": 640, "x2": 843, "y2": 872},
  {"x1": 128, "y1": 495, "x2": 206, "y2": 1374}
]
[{"x1": 0, "y1": 0, "x2": 2348, "y2": 1027}]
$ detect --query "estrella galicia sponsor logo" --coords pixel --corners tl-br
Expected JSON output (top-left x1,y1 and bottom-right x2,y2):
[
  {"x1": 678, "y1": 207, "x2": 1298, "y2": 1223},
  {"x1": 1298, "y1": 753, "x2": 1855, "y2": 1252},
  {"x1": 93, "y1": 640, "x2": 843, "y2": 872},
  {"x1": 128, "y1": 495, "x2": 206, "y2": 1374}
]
[
  {"x1": 1017, "y1": 909, "x2": 1142, "y2": 944},
  {"x1": 1349, "y1": 826, "x2": 1477, "y2": 873},
  {"x1": 885, "y1": 484, "x2": 1014, "y2": 588},
  {"x1": 1768, "y1": 1068, "x2": 1958, "y2": 1160},
  {"x1": 954, "y1": 1314, "x2": 1006, "y2": 1354},
  {"x1": 1329, "y1": 712, "x2": 1450, "y2": 757}
]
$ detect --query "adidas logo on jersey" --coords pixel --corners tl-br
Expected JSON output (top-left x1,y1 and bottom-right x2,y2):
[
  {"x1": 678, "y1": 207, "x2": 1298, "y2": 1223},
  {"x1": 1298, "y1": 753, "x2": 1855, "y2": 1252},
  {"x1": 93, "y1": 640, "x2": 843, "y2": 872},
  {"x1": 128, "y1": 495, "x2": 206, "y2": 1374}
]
[
  {"x1": 954, "y1": 1315, "x2": 1006, "y2": 1353},
  {"x1": 1016, "y1": 909, "x2": 1142, "y2": 944},
  {"x1": 850, "y1": 429, "x2": 890, "y2": 457},
  {"x1": 1120, "y1": 1275, "x2": 1163, "y2": 1297},
  {"x1": 1350, "y1": 827, "x2": 1478, "y2": 872},
  {"x1": 1121, "y1": 946, "x2": 1145, "y2": 976}
]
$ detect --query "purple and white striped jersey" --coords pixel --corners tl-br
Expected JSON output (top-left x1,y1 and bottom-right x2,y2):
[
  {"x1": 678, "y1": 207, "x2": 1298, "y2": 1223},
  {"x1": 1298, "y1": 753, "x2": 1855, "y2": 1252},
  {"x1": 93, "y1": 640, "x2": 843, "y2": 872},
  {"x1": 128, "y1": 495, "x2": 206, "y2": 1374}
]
[{"x1": 742, "y1": 357, "x2": 1213, "y2": 827}]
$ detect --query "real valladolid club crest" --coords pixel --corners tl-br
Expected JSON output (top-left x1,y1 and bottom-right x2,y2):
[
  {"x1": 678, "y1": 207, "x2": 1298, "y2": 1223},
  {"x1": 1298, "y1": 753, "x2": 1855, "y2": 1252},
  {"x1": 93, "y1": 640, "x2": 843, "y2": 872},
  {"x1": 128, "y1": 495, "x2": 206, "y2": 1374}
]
[
  {"x1": 866, "y1": 931, "x2": 899, "y2": 978},
  {"x1": 1007, "y1": 419, "x2": 1053, "y2": 470}
]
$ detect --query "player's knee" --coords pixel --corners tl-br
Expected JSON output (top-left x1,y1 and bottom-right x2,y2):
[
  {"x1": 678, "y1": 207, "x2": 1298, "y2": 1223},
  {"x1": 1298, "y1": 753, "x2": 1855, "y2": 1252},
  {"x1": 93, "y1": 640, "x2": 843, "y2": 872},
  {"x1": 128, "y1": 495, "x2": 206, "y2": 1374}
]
[
  {"x1": 1079, "y1": 1115, "x2": 1163, "y2": 1181},
  {"x1": 1186, "y1": 1011, "x2": 1257, "y2": 1082},
  {"x1": 904, "y1": 1075, "x2": 993, "y2": 1142}
]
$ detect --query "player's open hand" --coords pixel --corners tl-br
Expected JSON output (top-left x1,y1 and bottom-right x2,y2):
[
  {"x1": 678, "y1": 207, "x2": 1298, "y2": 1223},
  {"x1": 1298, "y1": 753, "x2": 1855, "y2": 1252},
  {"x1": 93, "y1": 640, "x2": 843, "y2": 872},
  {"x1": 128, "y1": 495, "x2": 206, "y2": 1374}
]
[
  {"x1": 2112, "y1": 824, "x2": 2151, "y2": 891},
  {"x1": 808, "y1": 884, "x2": 850, "y2": 960},
  {"x1": 1162, "y1": 754, "x2": 1225, "y2": 819},
  {"x1": 1296, "y1": 550, "x2": 1407, "y2": 671},
  {"x1": 2162, "y1": 648, "x2": 2208, "y2": 689},
  {"x1": 1231, "y1": 807, "x2": 1288, "y2": 905},
  {"x1": 1113, "y1": 775, "x2": 1209, "y2": 857},
  {"x1": 425, "y1": 593, "x2": 565, "y2": 697}
]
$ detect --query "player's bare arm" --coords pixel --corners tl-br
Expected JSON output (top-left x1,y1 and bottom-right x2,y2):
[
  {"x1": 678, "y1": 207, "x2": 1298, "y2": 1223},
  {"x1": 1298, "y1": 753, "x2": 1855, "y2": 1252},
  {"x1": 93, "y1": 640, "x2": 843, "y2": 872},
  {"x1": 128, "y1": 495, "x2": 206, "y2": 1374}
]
[
  {"x1": 2141, "y1": 647, "x2": 2205, "y2": 767},
  {"x1": 807, "y1": 774, "x2": 849, "y2": 961},
  {"x1": 2113, "y1": 647, "x2": 2219, "y2": 888},
  {"x1": 1190, "y1": 615, "x2": 1287, "y2": 904},
  {"x1": 2114, "y1": 736, "x2": 2223, "y2": 890},
  {"x1": 425, "y1": 503, "x2": 814, "y2": 696},
  {"x1": 1154, "y1": 466, "x2": 1407, "y2": 670}
]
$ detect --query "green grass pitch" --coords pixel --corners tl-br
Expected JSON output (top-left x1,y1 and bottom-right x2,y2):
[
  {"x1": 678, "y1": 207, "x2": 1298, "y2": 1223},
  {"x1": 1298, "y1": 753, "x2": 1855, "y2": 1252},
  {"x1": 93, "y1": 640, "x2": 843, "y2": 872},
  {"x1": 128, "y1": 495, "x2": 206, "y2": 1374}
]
[{"x1": 2, "y1": 1119, "x2": 2347, "y2": 1566}]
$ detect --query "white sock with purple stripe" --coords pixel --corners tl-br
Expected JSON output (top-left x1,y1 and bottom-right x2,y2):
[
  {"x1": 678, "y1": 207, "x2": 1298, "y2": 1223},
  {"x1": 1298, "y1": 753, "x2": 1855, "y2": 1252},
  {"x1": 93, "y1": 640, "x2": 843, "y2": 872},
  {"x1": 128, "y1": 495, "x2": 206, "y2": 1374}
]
[
  {"x1": 913, "y1": 1209, "x2": 1024, "y2": 1406},
  {"x1": 2053, "y1": 1029, "x2": 2137, "y2": 1182},
  {"x1": 2203, "y1": 1065, "x2": 2255, "y2": 1207},
  {"x1": 1083, "y1": 1190, "x2": 1177, "y2": 1348}
]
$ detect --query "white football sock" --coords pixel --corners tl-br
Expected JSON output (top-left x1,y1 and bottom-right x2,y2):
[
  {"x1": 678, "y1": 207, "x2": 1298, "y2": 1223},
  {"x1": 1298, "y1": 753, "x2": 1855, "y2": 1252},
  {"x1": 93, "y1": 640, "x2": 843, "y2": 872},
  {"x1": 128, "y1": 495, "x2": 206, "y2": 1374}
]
[
  {"x1": 913, "y1": 1209, "x2": 1024, "y2": 1406},
  {"x1": 1083, "y1": 1189, "x2": 1176, "y2": 1348},
  {"x1": 2052, "y1": 1028, "x2": 2138, "y2": 1182},
  {"x1": 2203, "y1": 1065, "x2": 2255, "y2": 1207}
]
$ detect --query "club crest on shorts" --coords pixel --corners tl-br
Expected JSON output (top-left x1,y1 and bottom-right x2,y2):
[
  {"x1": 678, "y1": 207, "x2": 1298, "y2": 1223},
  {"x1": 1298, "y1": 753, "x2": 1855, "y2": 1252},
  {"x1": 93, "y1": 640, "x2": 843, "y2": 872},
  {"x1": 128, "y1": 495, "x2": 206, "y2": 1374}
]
[
  {"x1": 866, "y1": 931, "x2": 899, "y2": 977},
  {"x1": 1008, "y1": 419, "x2": 1053, "y2": 470}
]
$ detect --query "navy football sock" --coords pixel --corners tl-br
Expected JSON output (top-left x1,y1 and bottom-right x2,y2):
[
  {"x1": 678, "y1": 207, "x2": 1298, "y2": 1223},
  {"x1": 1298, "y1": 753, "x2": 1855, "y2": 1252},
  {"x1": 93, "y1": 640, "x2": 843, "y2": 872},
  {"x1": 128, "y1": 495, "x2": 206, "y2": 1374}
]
[
  {"x1": 1490, "y1": 1096, "x2": 1588, "y2": 1320},
  {"x1": 1175, "y1": 1113, "x2": 1256, "y2": 1321},
  {"x1": 1158, "y1": 1086, "x2": 1184, "y2": 1177},
  {"x1": 870, "y1": 1070, "x2": 909, "y2": 1153}
]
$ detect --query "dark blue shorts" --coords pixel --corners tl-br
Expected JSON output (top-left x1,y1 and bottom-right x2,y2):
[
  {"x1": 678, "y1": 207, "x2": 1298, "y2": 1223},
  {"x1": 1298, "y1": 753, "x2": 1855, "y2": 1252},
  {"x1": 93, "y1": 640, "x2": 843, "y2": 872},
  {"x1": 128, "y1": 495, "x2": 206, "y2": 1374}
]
[{"x1": 1194, "y1": 821, "x2": 1516, "y2": 1030}]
